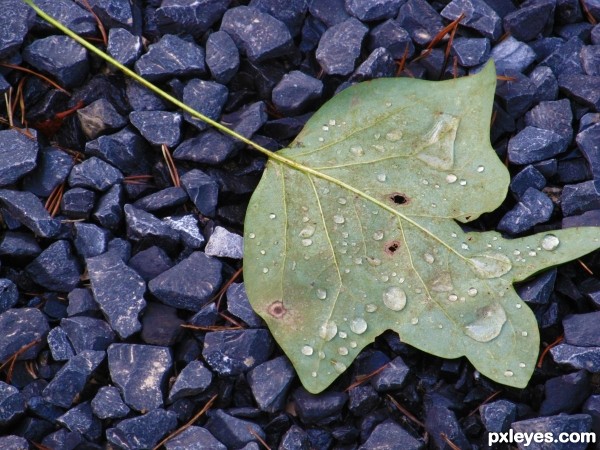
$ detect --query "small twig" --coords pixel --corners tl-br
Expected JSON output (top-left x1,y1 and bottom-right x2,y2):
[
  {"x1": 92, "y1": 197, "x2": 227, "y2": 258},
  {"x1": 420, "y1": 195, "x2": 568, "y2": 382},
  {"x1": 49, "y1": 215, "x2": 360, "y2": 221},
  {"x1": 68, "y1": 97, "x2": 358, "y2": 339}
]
[
  {"x1": 440, "y1": 433, "x2": 462, "y2": 450},
  {"x1": 413, "y1": 13, "x2": 465, "y2": 64},
  {"x1": 45, "y1": 182, "x2": 66, "y2": 217},
  {"x1": 212, "y1": 266, "x2": 243, "y2": 310},
  {"x1": 180, "y1": 324, "x2": 243, "y2": 331},
  {"x1": 578, "y1": 259, "x2": 594, "y2": 276},
  {"x1": 581, "y1": 0, "x2": 598, "y2": 24},
  {"x1": 161, "y1": 144, "x2": 180, "y2": 187},
  {"x1": 394, "y1": 43, "x2": 411, "y2": 77},
  {"x1": 537, "y1": 334, "x2": 564, "y2": 368},
  {"x1": 152, "y1": 394, "x2": 218, "y2": 450},
  {"x1": 386, "y1": 394, "x2": 425, "y2": 429},
  {"x1": 77, "y1": 0, "x2": 108, "y2": 45},
  {"x1": 248, "y1": 427, "x2": 271, "y2": 450},
  {"x1": 0, "y1": 338, "x2": 41, "y2": 384},
  {"x1": 345, "y1": 363, "x2": 388, "y2": 391},
  {"x1": 468, "y1": 390, "x2": 501, "y2": 417},
  {"x1": 0, "y1": 63, "x2": 70, "y2": 95}
]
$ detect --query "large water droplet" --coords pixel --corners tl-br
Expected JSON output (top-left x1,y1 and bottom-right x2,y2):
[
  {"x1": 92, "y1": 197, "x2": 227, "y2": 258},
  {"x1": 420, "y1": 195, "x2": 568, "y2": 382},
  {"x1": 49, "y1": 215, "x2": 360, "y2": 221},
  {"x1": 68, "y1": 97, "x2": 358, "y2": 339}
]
[
  {"x1": 350, "y1": 318, "x2": 367, "y2": 334},
  {"x1": 262, "y1": 268, "x2": 269, "y2": 273},
  {"x1": 504, "y1": 370, "x2": 514, "y2": 377},
  {"x1": 301, "y1": 239, "x2": 313, "y2": 247},
  {"x1": 377, "y1": 173, "x2": 387, "y2": 182},
  {"x1": 467, "y1": 287, "x2": 478, "y2": 297},
  {"x1": 424, "y1": 253, "x2": 435, "y2": 264},
  {"x1": 446, "y1": 174, "x2": 457, "y2": 183},
  {"x1": 319, "y1": 321, "x2": 337, "y2": 341},
  {"x1": 338, "y1": 347, "x2": 348, "y2": 355},
  {"x1": 316, "y1": 288, "x2": 327, "y2": 300},
  {"x1": 477, "y1": 165, "x2": 485, "y2": 172},
  {"x1": 338, "y1": 331, "x2": 347, "y2": 338},
  {"x1": 541, "y1": 234, "x2": 560, "y2": 251},
  {"x1": 383, "y1": 287, "x2": 407, "y2": 311},
  {"x1": 366, "y1": 304, "x2": 377, "y2": 312},
  {"x1": 417, "y1": 113, "x2": 459, "y2": 170},
  {"x1": 299, "y1": 224, "x2": 315, "y2": 238},
  {"x1": 269, "y1": 213, "x2": 276, "y2": 219},
  {"x1": 521, "y1": 331, "x2": 528, "y2": 337},
  {"x1": 338, "y1": 197, "x2": 347, "y2": 205},
  {"x1": 464, "y1": 303, "x2": 507, "y2": 342},
  {"x1": 411, "y1": 317, "x2": 419, "y2": 325},
  {"x1": 468, "y1": 253, "x2": 512, "y2": 279},
  {"x1": 248, "y1": 233, "x2": 256, "y2": 239},
  {"x1": 333, "y1": 215, "x2": 345, "y2": 224},
  {"x1": 301, "y1": 345, "x2": 313, "y2": 356},
  {"x1": 448, "y1": 294, "x2": 458, "y2": 302}
]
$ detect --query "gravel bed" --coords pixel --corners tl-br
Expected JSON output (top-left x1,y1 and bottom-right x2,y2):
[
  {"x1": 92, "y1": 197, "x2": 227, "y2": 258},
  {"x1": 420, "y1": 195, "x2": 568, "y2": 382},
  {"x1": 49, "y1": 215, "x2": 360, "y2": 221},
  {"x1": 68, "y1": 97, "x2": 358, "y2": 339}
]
[{"x1": 1, "y1": 0, "x2": 600, "y2": 449}]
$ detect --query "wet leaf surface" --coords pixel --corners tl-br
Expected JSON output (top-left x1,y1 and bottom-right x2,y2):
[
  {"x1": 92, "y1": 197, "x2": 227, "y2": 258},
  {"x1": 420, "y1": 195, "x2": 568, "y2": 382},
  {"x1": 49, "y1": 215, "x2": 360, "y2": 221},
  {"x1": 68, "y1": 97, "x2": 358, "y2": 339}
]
[{"x1": 244, "y1": 62, "x2": 600, "y2": 393}]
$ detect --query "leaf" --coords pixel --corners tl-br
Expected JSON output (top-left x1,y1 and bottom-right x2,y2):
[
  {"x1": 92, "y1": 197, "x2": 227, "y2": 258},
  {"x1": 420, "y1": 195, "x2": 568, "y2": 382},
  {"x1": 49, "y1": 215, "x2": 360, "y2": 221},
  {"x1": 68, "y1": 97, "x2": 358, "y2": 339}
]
[{"x1": 243, "y1": 62, "x2": 600, "y2": 393}]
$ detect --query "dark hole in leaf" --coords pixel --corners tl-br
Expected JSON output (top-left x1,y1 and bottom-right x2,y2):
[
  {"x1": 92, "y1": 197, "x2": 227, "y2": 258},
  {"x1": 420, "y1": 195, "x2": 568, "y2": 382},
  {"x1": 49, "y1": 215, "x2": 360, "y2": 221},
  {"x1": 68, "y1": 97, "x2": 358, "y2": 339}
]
[
  {"x1": 388, "y1": 192, "x2": 409, "y2": 205},
  {"x1": 385, "y1": 240, "x2": 401, "y2": 255},
  {"x1": 268, "y1": 301, "x2": 286, "y2": 318}
]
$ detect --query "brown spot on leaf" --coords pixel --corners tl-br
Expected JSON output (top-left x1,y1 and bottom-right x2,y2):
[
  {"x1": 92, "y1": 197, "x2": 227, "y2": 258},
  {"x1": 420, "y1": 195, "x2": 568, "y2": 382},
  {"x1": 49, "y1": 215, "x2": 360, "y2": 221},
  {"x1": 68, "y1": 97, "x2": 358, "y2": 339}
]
[
  {"x1": 388, "y1": 192, "x2": 409, "y2": 205},
  {"x1": 268, "y1": 301, "x2": 287, "y2": 318},
  {"x1": 385, "y1": 240, "x2": 401, "y2": 255}
]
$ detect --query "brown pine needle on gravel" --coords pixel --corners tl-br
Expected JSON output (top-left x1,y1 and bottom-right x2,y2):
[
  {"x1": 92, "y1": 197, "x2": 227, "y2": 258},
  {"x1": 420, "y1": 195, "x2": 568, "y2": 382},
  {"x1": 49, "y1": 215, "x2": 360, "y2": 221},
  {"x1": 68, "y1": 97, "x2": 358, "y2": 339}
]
[
  {"x1": 441, "y1": 432, "x2": 462, "y2": 450},
  {"x1": 578, "y1": 259, "x2": 594, "y2": 275},
  {"x1": 345, "y1": 363, "x2": 388, "y2": 391},
  {"x1": 386, "y1": 394, "x2": 425, "y2": 429},
  {"x1": 468, "y1": 390, "x2": 502, "y2": 417},
  {"x1": 45, "y1": 182, "x2": 66, "y2": 217},
  {"x1": 0, "y1": 338, "x2": 41, "y2": 384},
  {"x1": 161, "y1": 144, "x2": 180, "y2": 187},
  {"x1": 152, "y1": 394, "x2": 218, "y2": 450},
  {"x1": 0, "y1": 63, "x2": 70, "y2": 95},
  {"x1": 248, "y1": 427, "x2": 271, "y2": 450},
  {"x1": 537, "y1": 334, "x2": 564, "y2": 368}
]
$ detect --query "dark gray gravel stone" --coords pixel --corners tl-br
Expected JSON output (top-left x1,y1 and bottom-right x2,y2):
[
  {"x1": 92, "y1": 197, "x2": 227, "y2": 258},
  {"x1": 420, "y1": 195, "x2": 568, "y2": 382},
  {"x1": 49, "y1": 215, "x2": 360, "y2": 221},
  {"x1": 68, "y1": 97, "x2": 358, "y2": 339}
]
[
  {"x1": 140, "y1": 302, "x2": 183, "y2": 346},
  {"x1": 85, "y1": 127, "x2": 150, "y2": 175},
  {"x1": 497, "y1": 188, "x2": 554, "y2": 234},
  {"x1": 108, "y1": 343, "x2": 173, "y2": 412},
  {"x1": 68, "y1": 157, "x2": 123, "y2": 192},
  {"x1": 135, "y1": 34, "x2": 205, "y2": 82},
  {"x1": 163, "y1": 214, "x2": 205, "y2": 249},
  {"x1": 106, "y1": 408, "x2": 178, "y2": 450},
  {"x1": 496, "y1": 72, "x2": 537, "y2": 118},
  {"x1": 124, "y1": 204, "x2": 179, "y2": 249},
  {"x1": 511, "y1": 414, "x2": 592, "y2": 450},
  {"x1": 0, "y1": 308, "x2": 49, "y2": 361},
  {"x1": 203, "y1": 329, "x2": 273, "y2": 376},
  {"x1": 293, "y1": 387, "x2": 348, "y2": 424},
  {"x1": 503, "y1": 0, "x2": 555, "y2": 42},
  {"x1": 182, "y1": 79, "x2": 228, "y2": 132},
  {"x1": 205, "y1": 409, "x2": 266, "y2": 448},
  {"x1": 530, "y1": 66, "x2": 559, "y2": 102},
  {"x1": 525, "y1": 99, "x2": 573, "y2": 145},
  {"x1": 0, "y1": 381, "x2": 25, "y2": 425},
  {"x1": 544, "y1": 37, "x2": 585, "y2": 76},
  {"x1": 22, "y1": 35, "x2": 89, "y2": 88},
  {"x1": 0, "y1": 189, "x2": 60, "y2": 238},
  {"x1": 249, "y1": 0, "x2": 308, "y2": 36},
  {"x1": 248, "y1": 356, "x2": 295, "y2": 412},
  {"x1": 425, "y1": 405, "x2": 470, "y2": 450},
  {"x1": 479, "y1": 399, "x2": 517, "y2": 433},
  {"x1": 451, "y1": 37, "x2": 490, "y2": 67},
  {"x1": 352, "y1": 47, "x2": 395, "y2": 80},
  {"x1": 164, "y1": 426, "x2": 226, "y2": 450},
  {"x1": 87, "y1": 0, "x2": 134, "y2": 31},
  {"x1": 128, "y1": 246, "x2": 173, "y2": 281},
  {"x1": 26, "y1": 240, "x2": 81, "y2": 292},
  {"x1": 508, "y1": 126, "x2": 569, "y2": 165},
  {"x1": 0, "y1": 0, "x2": 36, "y2": 58},
  {"x1": 577, "y1": 123, "x2": 600, "y2": 179},
  {"x1": 510, "y1": 165, "x2": 547, "y2": 199},
  {"x1": 42, "y1": 350, "x2": 105, "y2": 408},
  {"x1": 61, "y1": 316, "x2": 115, "y2": 353},
  {"x1": 156, "y1": 0, "x2": 231, "y2": 38},
  {"x1": 57, "y1": 401, "x2": 101, "y2": 441},
  {"x1": 206, "y1": 30, "x2": 240, "y2": 84},
  {"x1": 583, "y1": 395, "x2": 600, "y2": 436},
  {"x1": 441, "y1": 0, "x2": 502, "y2": 40},
  {"x1": 309, "y1": 0, "x2": 351, "y2": 27},
  {"x1": 173, "y1": 130, "x2": 236, "y2": 165},
  {"x1": 227, "y1": 283, "x2": 263, "y2": 327},
  {"x1": 0, "y1": 129, "x2": 38, "y2": 186},
  {"x1": 346, "y1": 0, "x2": 402, "y2": 21},
  {"x1": 91, "y1": 386, "x2": 130, "y2": 420},
  {"x1": 316, "y1": 18, "x2": 369, "y2": 76},
  {"x1": 205, "y1": 226, "x2": 243, "y2": 259},
  {"x1": 561, "y1": 180, "x2": 600, "y2": 216},
  {"x1": 279, "y1": 425, "x2": 311, "y2": 450},
  {"x1": 517, "y1": 269, "x2": 557, "y2": 305},
  {"x1": 168, "y1": 360, "x2": 212, "y2": 402},
  {"x1": 0, "y1": 231, "x2": 41, "y2": 260},
  {"x1": 0, "y1": 279, "x2": 18, "y2": 314},
  {"x1": 31, "y1": 0, "x2": 95, "y2": 36},
  {"x1": 133, "y1": 187, "x2": 188, "y2": 212},
  {"x1": 180, "y1": 169, "x2": 219, "y2": 217},
  {"x1": 359, "y1": 420, "x2": 423, "y2": 450},
  {"x1": 371, "y1": 356, "x2": 410, "y2": 392},
  {"x1": 66, "y1": 288, "x2": 98, "y2": 317},
  {"x1": 348, "y1": 384, "x2": 379, "y2": 415},
  {"x1": 396, "y1": 0, "x2": 444, "y2": 46},
  {"x1": 76, "y1": 98, "x2": 127, "y2": 141},
  {"x1": 369, "y1": 19, "x2": 414, "y2": 60},
  {"x1": 490, "y1": 36, "x2": 537, "y2": 74},
  {"x1": 23, "y1": 147, "x2": 73, "y2": 197},
  {"x1": 61, "y1": 187, "x2": 96, "y2": 220},
  {"x1": 559, "y1": 74, "x2": 600, "y2": 110},
  {"x1": 73, "y1": 222, "x2": 110, "y2": 258},
  {"x1": 540, "y1": 370, "x2": 590, "y2": 416},
  {"x1": 0, "y1": 436, "x2": 29, "y2": 450},
  {"x1": 87, "y1": 249, "x2": 146, "y2": 339},
  {"x1": 272, "y1": 70, "x2": 323, "y2": 115},
  {"x1": 93, "y1": 183, "x2": 124, "y2": 230},
  {"x1": 47, "y1": 327, "x2": 75, "y2": 361},
  {"x1": 551, "y1": 344, "x2": 600, "y2": 371},
  {"x1": 107, "y1": 27, "x2": 142, "y2": 67},
  {"x1": 148, "y1": 251, "x2": 220, "y2": 311},
  {"x1": 129, "y1": 111, "x2": 182, "y2": 147},
  {"x1": 563, "y1": 311, "x2": 600, "y2": 346},
  {"x1": 221, "y1": 6, "x2": 293, "y2": 62}
]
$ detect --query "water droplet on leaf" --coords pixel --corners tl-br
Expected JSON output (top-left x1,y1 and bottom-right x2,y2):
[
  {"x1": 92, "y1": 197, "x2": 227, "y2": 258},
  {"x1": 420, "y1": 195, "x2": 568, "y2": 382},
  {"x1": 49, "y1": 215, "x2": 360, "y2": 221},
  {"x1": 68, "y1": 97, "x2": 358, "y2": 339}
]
[
  {"x1": 301, "y1": 239, "x2": 313, "y2": 247},
  {"x1": 383, "y1": 287, "x2": 407, "y2": 311},
  {"x1": 468, "y1": 253, "x2": 512, "y2": 278},
  {"x1": 316, "y1": 288, "x2": 327, "y2": 300},
  {"x1": 464, "y1": 303, "x2": 507, "y2": 342},
  {"x1": 541, "y1": 234, "x2": 560, "y2": 251},
  {"x1": 350, "y1": 318, "x2": 367, "y2": 334},
  {"x1": 301, "y1": 345, "x2": 313, "y2": 356},
  {"x1": 333, "y1": 215, "x2": 345, "y2": 224},
  {"x1": 319, "y1": 321, "x2": 338, "y2": 341}
]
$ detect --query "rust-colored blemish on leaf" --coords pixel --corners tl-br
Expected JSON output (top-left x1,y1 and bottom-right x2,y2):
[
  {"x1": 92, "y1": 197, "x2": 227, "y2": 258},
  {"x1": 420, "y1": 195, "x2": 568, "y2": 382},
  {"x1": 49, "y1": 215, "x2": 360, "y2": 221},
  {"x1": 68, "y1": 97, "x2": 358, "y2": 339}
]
[
  {"x1": 384, "y1": 240, "x2": 401, "y2": 255},
  {"x1": 268, "y1": 301, "x2": 287, "y2": 318}
]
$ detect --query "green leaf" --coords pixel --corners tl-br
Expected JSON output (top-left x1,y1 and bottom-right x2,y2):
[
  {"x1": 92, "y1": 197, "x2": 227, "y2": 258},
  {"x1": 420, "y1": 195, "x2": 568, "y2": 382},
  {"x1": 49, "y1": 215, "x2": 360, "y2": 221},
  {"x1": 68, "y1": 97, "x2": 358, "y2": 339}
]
[{"x1": 243, "y1": 62, "x2": 600, "y2": 393}]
